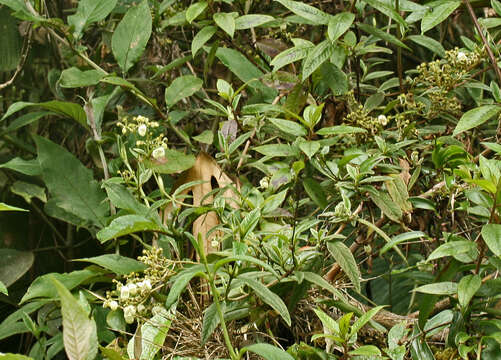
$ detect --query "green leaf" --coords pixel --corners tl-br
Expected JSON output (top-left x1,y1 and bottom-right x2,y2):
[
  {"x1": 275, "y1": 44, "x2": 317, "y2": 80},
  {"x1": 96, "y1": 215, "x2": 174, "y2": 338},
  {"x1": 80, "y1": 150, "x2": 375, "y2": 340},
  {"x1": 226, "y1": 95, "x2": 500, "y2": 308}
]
[
  {"x1": 235, "y1": 14, "x2": 274, "y2": 29},
  {"x1": 349, "y1": 345, "x2": 382, "y2": 356},
  {"x1": 21, "y1": 270, "x2": 98, "y2": 303},
  {"x1": 186, "y1": 1, "x2": 207, "y2": 23},
  {"x1": 244, "y1": 343, "x2": 295, "y2": 360},
  {"x1": 0, "y1": 6, "x2": 22, "y2": 71},
  {"x1": 299, "y1": 141, "x2": 320, "y2": 159},
  {"x1": 317, "y1": 62, "x2": 349, "y2": 96},
  {"x1": 357, "y1": 23, "x2": 410, "y2": 50},
  {"x1": 140, "y1": 308, "x2": 174, "y2": 360},
  {"x1": 35, "y1": 136, "x2": 109, "y2": 228},
  {"x1": 215, "y1": 47, "x2": 277, "y2": 101},
  {"x1": 369, "y1": 190, "x2": 402, "y2": 222},
  {"x1": 413, "y1": 282, "x2": 458, "y2": 295},
  {"x1": 165, "y1": 75, "x2": 203, "y2": 107},
  {"x1": 96, "y1": 215, "x2": 164, "y2": 243},
  {"x1": 453, "y1": 105, "x2": 501, "y2": 136},
  {"x1": 238, "y1": 277, "x2": 291, "y2": 326},
  {"x1": 328, "y1": 12, "x2": 355, "y2": 41},
  {"x1": 316, "y1": 125, "x2": 367, "y2": 136},
  {"x1": 254, "y1": 144, "x2": 298, "y2": 157},
  {"x1": 68, "y1": 0, "x2": 117, "y2": 38},
  {"x1": 363, "y1": 0, "x2": 408, "y2": 27},
  {"x1": 201, "y1": 302, "x2": 221, "y2": 345},
  {"x1": 300, "y1": 271, "x2": 347, "y2": 301},
  {"x1": 102, "y1": 182, "x2": 152, "y2": 217},
  {"x1": 214, "y1": 12, "x2": 236, "y2": 38},
  {"x1": 192, "y1": 26, "x2": 217, "y2": 56},
  {"x1": 313, "y1": 308, "x2": 340, "y2": 334},
  {"x1": 0, "y1": 354, "x2": 33, "y2": 360},
  {"x1": 165, "y1": 267, "x2": 205, "y2": 308},
  {"x1": 274, "y1": 0, "x2": 331, "y2": 24},
  {"x1": 144, "y1": 149, "x2": 196, "y2": 174},
  {"x1": 111, "y1": 0, "x2": 152, "y2": 73},
  {"x1": 0, "y1": 281, "x2": 7, "y2": 295},
  {"x1": 0, "y1": 202, "x2": 28, "y2": 212},
  {"x1": 482, "y1": 224, "x2": 501, "y2": 256},
  {"x1": 270, "y1": 41, "x2": 314, "y2": 71},
  {"x1": 51, "y1": 277, "x2": 98, "y2": 360},
  {"x1": 0, "y1": 249, "x2": 34, "y2": 287},
  {"x1": 327, "y1": 241, "x2": 361, "y2": 292},
  {"x1": 11, "y1": 181, "x2": 47, "y2": 203},
  {"x1": 421, "y1": 1, "x2": 461, "y2": 34},
  {"x1": 59, "y1": 67, "x2": 105, "y2": 88},
  {"x1": 380, "y1": 231, "x2": 427, "y2": 255},
  {"x1": 350, "y1": 306, "x2": 384, "y2": 336},
  {"x1": 268, "y1": 118, "x2": 307, "y2": 137},
  {"x1": 303, "y1": 177, "x2": 328, "y2": 208},
  {"x1": 302, "y1": 39, "x2": 337, "y2": 80},
  {"x1": 407, "y1": 35, "x2": 446, "y2": 57},
  {"x1": 427, "y1": 240, "x2": 478, "y2": 261},
  {"x1": 75, "y1": 255, "x2": 147, "y2": 275},
  {"x1": 458, "y1": 274, "x2": 481, "y2": 308}
]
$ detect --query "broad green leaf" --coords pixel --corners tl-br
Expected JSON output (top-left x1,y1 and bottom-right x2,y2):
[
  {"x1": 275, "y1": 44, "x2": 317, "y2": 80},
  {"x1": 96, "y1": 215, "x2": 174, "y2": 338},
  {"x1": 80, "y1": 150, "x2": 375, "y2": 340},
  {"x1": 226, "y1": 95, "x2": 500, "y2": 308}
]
[
  {"x1": 369, "y1": 190, "x2": 402, "y2": 222},
  {"x1": 35, "y1": 136, "x2": 109, "y2": 228},
  {"x1": 328, "y1": 12, "x2": 355, "y2": 41},
  {"x1": 303, "y1": 177, "x2": 328, "y2": 208},
  {"x1": 271, "y1": 41, "x2": 314, "y2": 71},
  {"x1": 317, "y1": 62, "x2": 349, "y2": 96},
  {"x1": 215, "y1": 47, "x2": 277, "y2": 101},
  {"x1": 482, "y1": 224, "x2": 501, "y2": 256},
  {"x1": 299, "y1": 141, "x2": 320, "y2": 159},
  {"x1": 0, "y1": 249, "x2": 34, "y2": 287},
  {"x1": 413, "y1": 282, "x2": 458, "y2": 295},
  {"x1": 327, "y1": 241, "x2": 361, "y2": 292},
  {"x1": 140, "y1": 308, "x2": 174, "y2": 360},
  {"x1": 59, "y1": 67, "x2": 105, "y2": 88},
  {"x1": 427, "y1": 240, "x2": 478, "y2": 261},
  {"x1": 0, "y1": 6, "x2": 22, "y2": 71},
  {"x1": 357, "y1": 23, "x2": 410, "y2": 50},
  {"x1": 421, "y1": 1, "x2": 460, "y2": 34},
  {"x1": 363, "y1": 0, "x2": 408, "y2": 27},
  {"x1": 201, "y1": 302, "x2": 221, "y2": 345},
  {"x1": 102, "y1": 182, "x2": 151, "y2": 216},
  {"x1": 262, "y1": 189, "x2": 288, "y2": 214},
  {"x1": 275, "y1": 0, "x2": 330, "y2": 24},
  {"x1": 0, "y1": 0, "x2": 29, "y2": 13},
  {"x1": 410, "y1": 325, "x2": 435, "y2": 360},
  {"x1": 408, "y1": 35, "x2": 446, "y2": 57},
  {"x1": 313, "y1": 308, "x2": 340, "y2": 334},
  {"x1": 186, "y1": 1, "x2": 207, "y2": 23},
  {"x1": 380, "y1": 231, "x2": 427, "y2": 255},
  {"x1": 111, "y1": 0, "x2": 152, "y2": 73},
  {"x1": 0, "y1": 281, "x2": 6, "y2": 295},
  {"x1": 214, "y1": 12, "x2": 236, "y2": 38},
  {"x1": 317, "y1": 125, "x2": 367, "y2": 136},
  {"x1": 0, "y1": 301, "x2": 46, "y2": 341},
  {"x1": 235, "y1": 14, "x2": 274, "y2": 29},
  {"x1": 254, "y1": 144, "x2": 298, "y2": 157},
  {"x1": 1, "y1": 101, "x2": 87, "y2": 128},
  {"x1": 300, "y1": 271, "x2": 347, "y2": 301},
  {"x1": 0, "y1": 202, "x2": 28, "y2": 212},
  {"x1": 51, "y1": 277, "x2": 98, "y2": 360},
  {"x1": 350, "y1": 306, "x2": 384, "y2": 336},
  {"x1": 349, "y1": 345, "x2": 382, "y2": 356},
  {"x1": 192, "y1": 26, "x2": 217, "y2": 56},
  {"x1": 165, "y1": 267, "x2": 205, "y2": 308},
  {"x1": 2, "y1": 111, "x2": 51, "y2": 133},
  {"x1": 165, "y1": 75, "x2": 203, "y2": 107},
  {"x1": 10, "y1": 181, "x2": 46, "y2": 203},
  {"x1": 458, "y1": 274, "x2": 481, "y2": 308},
  {"x1": 453, "y1": 105, "x2": 501, "y2": 136},
  {"x1": 21, "y1": 270, "x2": 99, "y2": 303},
  {"x1": 68, "y1": 0, "x2": 117, "y2": 38},
  {"x1": 96, "y1": 215, "x2": 164, "y2": 243},
  {"x1": 244, "y1": 343, "x2": 295, "y2": 360},
  {"x1": 302, "y1": 39, "x2": 337, "y2": 80},
  {"x1": 75, "y1": 254, "x2": 147, "y2": 275},
  {"x1": 238, "y1": 277, "x2": 291, "y2": 326},
  {"x1": 0, "y1": 355, "x2": 33, "y2": 360},
  {"x1": 144, "y1": 149, "x2": 196, "y2": 174},
  {"x1": 268, "y1": 118, "x2": 307, "y2": 136}
]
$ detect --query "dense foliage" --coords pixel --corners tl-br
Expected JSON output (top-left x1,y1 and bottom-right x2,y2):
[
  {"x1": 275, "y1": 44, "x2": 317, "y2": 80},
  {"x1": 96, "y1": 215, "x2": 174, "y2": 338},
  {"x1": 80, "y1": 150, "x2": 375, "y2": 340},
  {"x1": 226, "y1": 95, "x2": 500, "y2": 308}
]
[{"x1": 1, "y1": 0, "x2": 501, "y2": 359}]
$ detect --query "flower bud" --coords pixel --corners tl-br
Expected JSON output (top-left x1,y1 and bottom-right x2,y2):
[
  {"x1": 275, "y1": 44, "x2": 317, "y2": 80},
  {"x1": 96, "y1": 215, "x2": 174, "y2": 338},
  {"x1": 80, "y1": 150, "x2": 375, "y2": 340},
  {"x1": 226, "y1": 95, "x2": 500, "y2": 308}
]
[
  {"x1": 120, "y1": 285, "x2": 130, "y2": 300},
  {"x1": 128, "y1": 283, "x2": 138, "y2": 296},
  {"x1": 152, "y1": 146, "x2": 165, "y2": 159},
  {"x1": 138, "y1": 124, "x2": 147, "y2": 137},
  {"x1": 109, "y1": 300, "x2": 119, "y2": 311}
]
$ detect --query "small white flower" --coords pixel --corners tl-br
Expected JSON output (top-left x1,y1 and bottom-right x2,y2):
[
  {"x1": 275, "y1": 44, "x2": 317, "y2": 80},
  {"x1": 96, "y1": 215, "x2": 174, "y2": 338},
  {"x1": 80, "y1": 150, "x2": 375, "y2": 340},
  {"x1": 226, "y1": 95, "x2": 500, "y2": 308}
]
[
  {"x1": 259, "y1": 177, "x2": 269, "y2": 189},
  {"x1": 457, "y1": 51, "x2": 468, "y2": 62},
  {"x1": 140, "y1": 279, "x2": 152, "y2": 292},
  {"x1": 152, "y1": 146, "x2": 165, "y2": 159},
  {"x1": 138, "y1": 124, "x2": 147, "y2": 137},
  {"x1": 378, "y1": 114, "x2": 388, "y2": 126},
  {"x1": 136, "y1": 115, "x2": 149, "y2": 122},
  {"x1": 128, "y1": 283, "x2": 138, "y2": 296},
  {"x1": 121, "y1": 127, "x2": 127, "y2": 135},
  {"x1": 120, "y1": 285, "x2": 130, "y2": 300},
  {"x1": 109, "y1": 300, "x2": 119, "y2": 311},
  {"x1": 211, "y1": 240, "x2": 219, "y2": 248},
  {"x1": 137, "y1": 304, "x2": 146, "y2": 314},
  {"x1": 124, "y1": 305, "x2": 136, "y2": 319}
]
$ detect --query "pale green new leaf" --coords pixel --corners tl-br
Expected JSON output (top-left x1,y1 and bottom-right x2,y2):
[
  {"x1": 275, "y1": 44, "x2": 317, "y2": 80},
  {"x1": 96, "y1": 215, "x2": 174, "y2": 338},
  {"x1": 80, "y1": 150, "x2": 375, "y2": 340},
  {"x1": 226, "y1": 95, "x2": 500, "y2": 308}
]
[
  {"x1": 214, "y1": 12, "x2": 236, "y2": 37},
  {"x1": 0, "y1": 202, "x2": 27, "y2": 212},
  {"x1": 51, "y1": 277, "x2": 98, "y2": 360},
  {"x1": 111, "y1": 0, "x2": 152, "y2": 73},
  {"x1": 0, "y1": 281, "x2": 6, "y2": 295},
  {"x1": 413, "y1": 282, "x2": 458, "y2": 295},
  {"x1": 186, "y1": 1, "x2": 207, "y2": 23}
]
